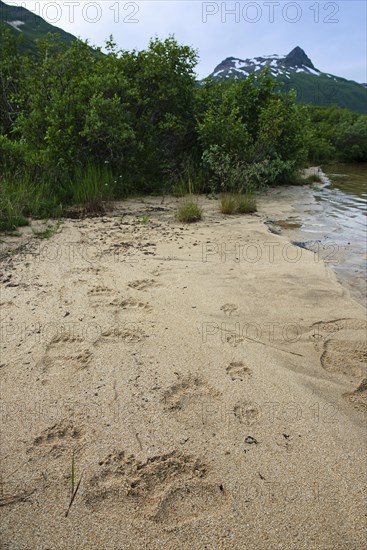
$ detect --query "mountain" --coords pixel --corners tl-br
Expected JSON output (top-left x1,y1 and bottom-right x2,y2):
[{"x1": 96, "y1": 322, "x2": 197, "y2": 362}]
[
  {"x1": 0, "y1": 0, "x2": 77, "y2": 52},
  {"x1": 207, "y1": 47, "x2": 367, "y2": 114}
]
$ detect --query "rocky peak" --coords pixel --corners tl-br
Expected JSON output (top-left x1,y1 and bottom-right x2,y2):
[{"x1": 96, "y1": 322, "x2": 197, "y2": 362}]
[{"x1": 284, "y1": 47, "x2": 315, "y2": 69}]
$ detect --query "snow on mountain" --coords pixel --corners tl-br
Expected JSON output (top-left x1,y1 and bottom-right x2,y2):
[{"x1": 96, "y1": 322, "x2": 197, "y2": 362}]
[{"x1": 209, "y1": 47, "x2": 322, "y2": 80}]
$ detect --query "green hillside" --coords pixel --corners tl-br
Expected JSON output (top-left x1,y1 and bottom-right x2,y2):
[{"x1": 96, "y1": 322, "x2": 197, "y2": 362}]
[
  {"x1": 0, "y1": 0, "x2": 77, "y2": 52},
  {"x1": 278, "y1": 72, "x2": 367, "y2": 115}
]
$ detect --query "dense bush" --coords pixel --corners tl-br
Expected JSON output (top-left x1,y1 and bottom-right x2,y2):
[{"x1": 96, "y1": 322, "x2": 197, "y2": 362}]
[
  {"x1": 197, "y1": 72, "x2": 307, "y2": 191},
  {"x1": 306, "y1": 105, "x2": 367, "y2": 163}
]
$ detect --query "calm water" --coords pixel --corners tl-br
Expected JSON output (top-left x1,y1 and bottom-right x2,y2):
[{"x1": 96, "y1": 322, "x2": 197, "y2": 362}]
[{"x1": 268, "y1": 164, "x2": 367, "y2": 305}]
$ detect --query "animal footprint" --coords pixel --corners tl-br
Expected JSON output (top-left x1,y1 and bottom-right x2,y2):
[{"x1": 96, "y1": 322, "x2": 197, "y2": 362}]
[
  {"x1": 86, "y1": 450, "x2": 206, "y2": 506},
  {"x1": 311, "y1": 318, "x2": 367, "y2": 341},
  {"x1": 226, "y1": 361, "x2": 251, "y2": 381},
  {"x1": 67, "y1": 266, "x2": 107, "y2": 277},
  {"x1": 220, "y1": 304, "x2": 239, "y2": 317},
  {"x1": 47, "y1": 333, "x2": 83, "y2": 344},
  {"x1": 151, "y1": 481, "x2": 229, "y2": 527},
  {"x1": 85, "y1": 450, "x2": 228, "y2": 527},
  {"x1": 29, "y1": 420, "x2": 82, "y2": 459},
  {"x1": 233, "y1": 399, "x2": 260, "y2": 425},
  {"x1": 163, "y1": 375, "x2": 219, "y2": 415},
  {"x1": 320, "y1": 340, "x2": 366, "y2": 380},
  {"x1": 344, "y1": 378, "x2": 367, "y2": 411},
  {"x1": 95, "y1": 325, "x2": 146, "y2": 345},
  {"x1": 226, "y1": 334, "x2": 244, "y2": 348},
  {"x1": 128, "y1": 279, "x2": 159, "y2": 291},
  {"x1": 119, "y1": 297, "x2": 152, "y2": 312},
  {"x1": 38, "y1": 335, "x2": 92, "y2": 376},
  {"x1": 88, "y1": 286, "x2": 117, "y2": 308}
]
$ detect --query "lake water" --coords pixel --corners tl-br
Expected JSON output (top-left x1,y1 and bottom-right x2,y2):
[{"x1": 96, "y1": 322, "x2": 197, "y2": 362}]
[{"x1": 264, "y1": 164, "x2": 367, "y2": 306}]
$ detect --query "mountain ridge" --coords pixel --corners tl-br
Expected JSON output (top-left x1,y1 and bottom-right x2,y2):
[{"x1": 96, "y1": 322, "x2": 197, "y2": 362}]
[{"x1": 207, "y1": 46, "x2": 367, "y2": 114}]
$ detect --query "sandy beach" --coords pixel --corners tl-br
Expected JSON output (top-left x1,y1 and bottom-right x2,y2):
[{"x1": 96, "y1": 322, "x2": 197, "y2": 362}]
[{"x1": 1, "y1": 193, "x2": 366, "y2": 549}]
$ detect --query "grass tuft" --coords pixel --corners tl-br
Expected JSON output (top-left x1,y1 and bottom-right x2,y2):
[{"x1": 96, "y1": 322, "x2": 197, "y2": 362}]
[
  {"x1": 219, "y1": 193, "x2": 237, "y2": 214},
  {"x1": 235, "y1": 193, "x2": 257, "y2": 213},
  {"x1": 304, "y1": 173, "x2": 323, "y2": 183},
  {"x1": 219, "y1": 193, "x2": 257, "y2": 215},
  {"x1": 176, "y1": 199, "x2": 203, "y2": 223}
]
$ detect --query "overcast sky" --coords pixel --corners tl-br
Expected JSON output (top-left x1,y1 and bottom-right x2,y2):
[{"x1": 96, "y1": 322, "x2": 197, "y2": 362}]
[{"x1": 7, "y1": 1, "x2": 367, "y2": 82}]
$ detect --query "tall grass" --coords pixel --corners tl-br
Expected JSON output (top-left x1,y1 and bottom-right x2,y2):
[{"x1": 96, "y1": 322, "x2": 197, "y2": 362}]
[
  {"x1": 0, "y1": 164, "x2": 117, "y2": 232},
  {"x1": 65, "y1": 164, "x2": 114, "y2": 207},
  {"x1": 172, "y1": 176, "x2": 197, "y2": 197},
  {"x1": 0, "y1": 173, "x2": 60, "y2": 232}
]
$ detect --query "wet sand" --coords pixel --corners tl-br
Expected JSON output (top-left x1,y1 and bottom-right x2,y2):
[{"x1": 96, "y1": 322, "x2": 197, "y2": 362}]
[
  {"x1": 1, "y1": 194, "x2": 366, "y2": 549},
  {"x1": 262, "y1": 166, "x2": 367, "y2": 305}
]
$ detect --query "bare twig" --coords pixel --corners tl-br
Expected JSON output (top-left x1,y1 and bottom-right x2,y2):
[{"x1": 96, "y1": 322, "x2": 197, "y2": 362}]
[{"x1": 65, "y1": 472, "x2": 83, "y2": 518}]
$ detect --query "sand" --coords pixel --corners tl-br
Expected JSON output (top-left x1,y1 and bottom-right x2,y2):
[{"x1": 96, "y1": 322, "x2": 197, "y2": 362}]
[{"x1": 0, "y1": 193, "x2": 366, "y2": 549}]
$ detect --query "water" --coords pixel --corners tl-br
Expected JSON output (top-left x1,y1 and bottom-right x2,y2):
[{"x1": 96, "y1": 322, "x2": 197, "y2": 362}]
[{"x1": 265, "y1": 164, "x2": 367, "y2": 305}]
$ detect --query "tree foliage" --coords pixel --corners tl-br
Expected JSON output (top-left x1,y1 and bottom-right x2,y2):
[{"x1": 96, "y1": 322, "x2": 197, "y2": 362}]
[{"x1": 305, "y1": 105, "x2": 367, "y2": 163}]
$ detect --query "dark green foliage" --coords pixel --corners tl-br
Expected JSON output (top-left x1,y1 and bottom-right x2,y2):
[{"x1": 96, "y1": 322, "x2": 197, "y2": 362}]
[
  {"x1": 198, "y1": 71, "x2": 306, "y2": 191},
  {"x1": 306, "y1": 105, "x2": 367, "y2": 163}
]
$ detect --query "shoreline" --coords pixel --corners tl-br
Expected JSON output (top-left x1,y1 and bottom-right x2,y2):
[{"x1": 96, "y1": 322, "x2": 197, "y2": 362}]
[
  {"x1": 259, "y1": 167, "x2": 366, "y2": 307},
  {"x1": 1, "y1": 193, "x2": 366, "y2": 549}
]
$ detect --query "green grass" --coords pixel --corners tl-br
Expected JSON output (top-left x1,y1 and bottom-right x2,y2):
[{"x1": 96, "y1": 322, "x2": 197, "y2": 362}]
[
  {"x1": 220, "y1": 193, "x2": 257, "y2": 214},
  {"x1": 176, "y1": 199, "x2": 203, "y2": 223},
  {"x1": 65, "y1": 449, "x2": 83, "y2": 517}
]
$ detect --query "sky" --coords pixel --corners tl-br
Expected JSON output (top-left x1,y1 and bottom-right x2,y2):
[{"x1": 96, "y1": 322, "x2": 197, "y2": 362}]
[{"x1": 6, "y1": 0, "x2": 367, "y2": 82}]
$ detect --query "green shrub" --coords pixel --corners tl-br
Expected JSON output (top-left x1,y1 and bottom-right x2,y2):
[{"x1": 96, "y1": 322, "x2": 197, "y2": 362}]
[{"x1": 0, "y1": 136, "x2": 28, "y2": 174}]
